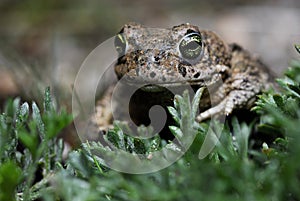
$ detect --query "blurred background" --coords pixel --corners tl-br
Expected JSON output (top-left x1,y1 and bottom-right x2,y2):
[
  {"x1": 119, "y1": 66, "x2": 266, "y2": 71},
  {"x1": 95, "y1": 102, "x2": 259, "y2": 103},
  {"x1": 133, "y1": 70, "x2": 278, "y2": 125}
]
[{"x1": 0, "y1": 0, "x2": 300, "y2": 108}]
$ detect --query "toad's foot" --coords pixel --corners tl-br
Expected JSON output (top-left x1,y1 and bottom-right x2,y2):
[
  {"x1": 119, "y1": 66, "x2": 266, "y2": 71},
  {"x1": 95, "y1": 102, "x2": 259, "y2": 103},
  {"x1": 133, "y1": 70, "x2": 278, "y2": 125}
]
[{"x1": 196, "y1": 89, "x2": 257, "y2": 122}]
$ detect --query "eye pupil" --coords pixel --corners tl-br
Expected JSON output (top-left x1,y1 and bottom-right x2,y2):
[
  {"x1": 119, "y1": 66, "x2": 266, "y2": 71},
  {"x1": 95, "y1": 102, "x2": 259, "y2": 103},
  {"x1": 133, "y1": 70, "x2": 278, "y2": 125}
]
[
  {"x1": 114, "y1": 34, "x2": 127, "y2": 55},
  {"x1": 186, "y1": 41, "x2": 201, "y2": 51},
  {"x1": 179, "y1": 33, "x2": 202, "y2": 60}
]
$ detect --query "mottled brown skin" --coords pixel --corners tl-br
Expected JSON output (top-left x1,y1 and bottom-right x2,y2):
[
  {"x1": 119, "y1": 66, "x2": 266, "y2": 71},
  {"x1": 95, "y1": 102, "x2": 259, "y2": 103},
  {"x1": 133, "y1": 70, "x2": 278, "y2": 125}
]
[
  {"x1": 115, "y1": 23, "x2": 231, "y2": 86},
  {"x1": 93, "y1": 22, "x2": 272, "y2": 135}
]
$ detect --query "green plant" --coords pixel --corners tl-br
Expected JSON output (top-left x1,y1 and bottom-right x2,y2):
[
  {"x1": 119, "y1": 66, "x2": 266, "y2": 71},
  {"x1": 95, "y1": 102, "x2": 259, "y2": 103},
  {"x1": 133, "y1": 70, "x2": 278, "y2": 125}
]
[
  {"x1": 0, "y1": 87, "x2": 72, "y2": 201},
  {"x1": 1, "y1": 59, "x2": 300, "y2": 201}
]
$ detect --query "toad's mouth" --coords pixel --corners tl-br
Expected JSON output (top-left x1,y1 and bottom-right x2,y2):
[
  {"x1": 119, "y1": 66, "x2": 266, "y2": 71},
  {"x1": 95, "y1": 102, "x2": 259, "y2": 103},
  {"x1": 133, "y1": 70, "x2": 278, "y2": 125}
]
[{"x1": 120, "y1": 80, "x2": 213, "y2": 92}]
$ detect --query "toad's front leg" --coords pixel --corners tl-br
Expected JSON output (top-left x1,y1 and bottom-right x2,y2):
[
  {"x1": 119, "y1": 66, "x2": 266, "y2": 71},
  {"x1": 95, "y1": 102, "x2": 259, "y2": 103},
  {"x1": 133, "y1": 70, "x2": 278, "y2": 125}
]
[
  {"x1": 196, "y1": 65, "x2": 266, "y2": 122},
  {"x1": 196, "y1": 86, "x2": 259, "y2": 122},
  {"x1": 196, "y1": 44, "x2": 272, "y2": 122}
]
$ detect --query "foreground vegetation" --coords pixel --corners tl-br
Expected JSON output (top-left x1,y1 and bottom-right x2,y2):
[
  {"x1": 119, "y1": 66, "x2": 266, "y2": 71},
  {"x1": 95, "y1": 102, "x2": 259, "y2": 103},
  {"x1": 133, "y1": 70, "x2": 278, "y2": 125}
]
[{"x1": 1, "y1": 57, "x2": 300, "y2": 200}]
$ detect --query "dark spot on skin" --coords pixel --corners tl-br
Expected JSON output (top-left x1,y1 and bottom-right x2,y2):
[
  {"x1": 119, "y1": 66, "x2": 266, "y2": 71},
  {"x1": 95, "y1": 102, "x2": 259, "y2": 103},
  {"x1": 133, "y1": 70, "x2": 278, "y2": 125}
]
[
  {"x1": 193, "y1": 72, "x2": 200, "y2": 78},
  {"x1": 186, "y1": 29, "x2": 198, "y2": 35},
  {"x1": 139, "y1": 58, "x2": 145, "y2": 63},
  {"x1": 150, "y1": 72, "x2": 156, "y2": 78},
  {"x1": 178, "y1": 64, "x2": 187, "y2": 77},
  {"x1": 117, "y1": 56, "x2": 126, "y2": 64},
  {"x1": 230, "y1": 43, "x2": 243, "y2": 52},
  {"x1": 242, "y1": 78, "x2": 249, "y2": 83},
  {"x1": 181, "y1": 60, "x2": 192, "y2": 66},
  {"x1": 221, "y1": 71, "x2": 229, "y2": 81},
  {"x1": 154, "y1": 56, "x2": 160, "y2": 65}
]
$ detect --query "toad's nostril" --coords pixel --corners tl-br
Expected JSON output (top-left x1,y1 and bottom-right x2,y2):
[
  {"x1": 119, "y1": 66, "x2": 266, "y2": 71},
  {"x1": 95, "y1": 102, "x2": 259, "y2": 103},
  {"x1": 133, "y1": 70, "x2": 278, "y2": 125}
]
[
  {"x1": 153, "y1": 55, "x2": 160, "y2": 64},
  {"x1": 193, "y1": 72, "x2": 200, "y2": 78}
]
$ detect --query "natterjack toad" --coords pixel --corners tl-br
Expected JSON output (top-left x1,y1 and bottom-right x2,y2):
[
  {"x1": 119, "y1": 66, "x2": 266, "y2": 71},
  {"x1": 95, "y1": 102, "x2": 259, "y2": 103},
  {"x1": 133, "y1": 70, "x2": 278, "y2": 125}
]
[{"x1": 93, "y1": 22, "x2": 273, "y2": 135}]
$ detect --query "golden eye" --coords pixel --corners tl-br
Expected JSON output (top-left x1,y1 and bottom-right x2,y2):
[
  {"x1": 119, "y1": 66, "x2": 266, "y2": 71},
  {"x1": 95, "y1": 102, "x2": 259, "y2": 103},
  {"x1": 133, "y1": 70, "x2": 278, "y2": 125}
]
[
  {"x1": 114, "y1": 33, "x2": 127, "y2": 55},
  {"x1": 179, "y1": 32, "x2": 203, "y2": 61}
]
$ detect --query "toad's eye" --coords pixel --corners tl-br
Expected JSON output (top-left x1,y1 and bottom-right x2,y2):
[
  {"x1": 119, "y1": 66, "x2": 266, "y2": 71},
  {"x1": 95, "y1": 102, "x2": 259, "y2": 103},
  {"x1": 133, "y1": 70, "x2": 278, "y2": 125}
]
[
  {"x1": 114, "y1": 33, "x2": 127, "y2": 55},
  {"x1": 179, "y1": 32, "x2": 203, "y2": 61}
]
